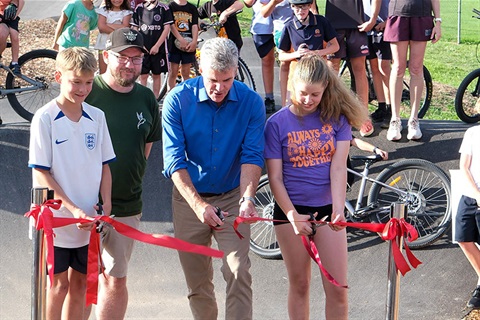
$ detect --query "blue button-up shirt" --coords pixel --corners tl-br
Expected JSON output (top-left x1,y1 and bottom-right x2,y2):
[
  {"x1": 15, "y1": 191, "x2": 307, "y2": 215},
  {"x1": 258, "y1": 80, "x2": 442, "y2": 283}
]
[{"x1": 162, "y1": 76, "x2": 265, "y2": 193}]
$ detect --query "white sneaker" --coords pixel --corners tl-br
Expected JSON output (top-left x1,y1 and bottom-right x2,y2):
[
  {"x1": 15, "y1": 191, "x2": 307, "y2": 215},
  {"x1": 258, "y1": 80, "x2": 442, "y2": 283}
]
[
  {"x1": 386, "y1": 119, "x2": 402, "y2": 141},
  {"x1": 407, "y1": 118, "x2": 422, "y2": 140}
]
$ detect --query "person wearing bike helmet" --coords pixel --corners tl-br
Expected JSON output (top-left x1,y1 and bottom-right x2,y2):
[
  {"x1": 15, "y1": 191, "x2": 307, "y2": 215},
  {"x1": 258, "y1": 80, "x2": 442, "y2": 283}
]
[{"x1": 276, "y1": 0, "x2": 338, "y2": 106}]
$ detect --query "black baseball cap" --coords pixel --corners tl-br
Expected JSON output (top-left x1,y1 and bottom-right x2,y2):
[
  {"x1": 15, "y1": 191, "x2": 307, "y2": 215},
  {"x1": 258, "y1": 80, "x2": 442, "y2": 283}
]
[{"x1": 105, "y1": 28, "x2": 148, "y2": 54}]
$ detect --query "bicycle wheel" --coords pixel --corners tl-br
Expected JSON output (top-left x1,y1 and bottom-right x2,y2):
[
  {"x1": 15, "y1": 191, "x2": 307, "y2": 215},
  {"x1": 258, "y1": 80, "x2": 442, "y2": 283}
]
[
  {"x1": 454, "y1": 68, "x2": 480, "y2": 123},
  {"x1": 250, "y1": 174, "x2": 282, "y2": 259},
  {"x1": 409, "y1": 65, "x2": 433, "y2": 119},
  {"x1": 367, "y1": 159, "x2": 451, "y2": 249},
  {"x1": 157, "y1": 61, "x2": 200, "y2": 103},
  {"x1": 6, "y1": 49, "x2": 58, "y2": 122},
  {"x1": 236, "y1": 57, "x2": 256, "y2": 91}
]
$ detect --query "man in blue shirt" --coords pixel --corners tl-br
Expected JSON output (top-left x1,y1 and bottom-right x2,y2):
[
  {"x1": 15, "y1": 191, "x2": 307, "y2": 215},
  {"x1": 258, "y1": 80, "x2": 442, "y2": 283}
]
[{"x1": 162, "y1": 37, "x2": 265, "y2": 320}]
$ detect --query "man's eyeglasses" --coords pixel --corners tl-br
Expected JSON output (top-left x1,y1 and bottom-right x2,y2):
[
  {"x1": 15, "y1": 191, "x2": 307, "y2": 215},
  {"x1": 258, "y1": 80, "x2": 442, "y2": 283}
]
[
  {"x1": 291, "y1": 4, "x2": 310, "y2": 10},
  {"x1": 109, "y1": 52, "x2": 144, "y2": 65}
]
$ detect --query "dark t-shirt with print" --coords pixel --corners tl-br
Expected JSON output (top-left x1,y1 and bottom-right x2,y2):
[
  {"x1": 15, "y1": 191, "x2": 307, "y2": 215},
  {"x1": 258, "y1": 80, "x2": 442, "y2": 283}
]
[
  {"x1": 131, "y1": 2, "x2": 174, "y2": 50},
  {"x1": 325, "y1": 0, "x2": 364, "y2": 30}
]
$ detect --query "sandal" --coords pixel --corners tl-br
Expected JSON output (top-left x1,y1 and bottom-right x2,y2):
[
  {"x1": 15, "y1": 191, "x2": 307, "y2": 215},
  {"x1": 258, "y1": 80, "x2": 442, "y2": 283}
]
[{"x1": 360, "y1": 121, "x2": 374, "y2": 137}]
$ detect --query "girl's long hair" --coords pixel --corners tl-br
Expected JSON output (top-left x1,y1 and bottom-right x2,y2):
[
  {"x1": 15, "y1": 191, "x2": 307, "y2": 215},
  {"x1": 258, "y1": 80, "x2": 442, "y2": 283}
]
[{"x1": 291, "y1": 54, "x2": 369, "y2": 129}]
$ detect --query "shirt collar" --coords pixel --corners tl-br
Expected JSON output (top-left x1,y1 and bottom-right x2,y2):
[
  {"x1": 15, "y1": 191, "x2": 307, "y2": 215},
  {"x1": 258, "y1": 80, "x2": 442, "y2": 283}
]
[
  {"x1": 293, "y1": 11, "x2": 317, "y2": 30},
  {"x1": 198, "y1": 77, "x2": 239, "y2": 107}
]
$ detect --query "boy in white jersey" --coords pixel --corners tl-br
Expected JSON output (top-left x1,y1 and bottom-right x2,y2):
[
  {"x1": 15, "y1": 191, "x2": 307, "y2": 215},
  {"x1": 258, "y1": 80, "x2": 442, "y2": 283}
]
[{"x1": 28, "y1": 47, "x2": 116, "y2": 319}]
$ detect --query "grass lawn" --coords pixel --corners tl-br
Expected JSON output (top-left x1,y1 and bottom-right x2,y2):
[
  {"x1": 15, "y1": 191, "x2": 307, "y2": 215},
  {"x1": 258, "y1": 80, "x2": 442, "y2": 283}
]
[{"x1": 199, "y1": 0, "x2": 480, "y2": 121}]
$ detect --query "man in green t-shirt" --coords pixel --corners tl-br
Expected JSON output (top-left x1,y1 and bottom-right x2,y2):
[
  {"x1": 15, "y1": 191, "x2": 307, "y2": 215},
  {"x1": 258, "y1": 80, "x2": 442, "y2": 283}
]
[{"x1": 85, "y1": 28, "x2": 161, "y2": 320}]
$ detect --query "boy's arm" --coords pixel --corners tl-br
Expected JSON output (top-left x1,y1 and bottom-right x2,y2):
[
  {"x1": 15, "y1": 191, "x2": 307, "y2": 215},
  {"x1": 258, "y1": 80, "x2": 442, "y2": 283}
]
[
  {"x1": 99, "y1": 164, "x2": 112, "y2": 216},
  {"x1": 460, "y1": 153, "x2": 480, "y2": 205},
  {"x1": 150, "y1": 24, "x2": 171, "y2": 55},
  {"x1": 260, "y1": 0, "x2": 282, "y2": 18},
  {"x1": 218, "y1": 0, "x2": 244, "y2": 24},
  {"x1": 185, "y1": 24, "x2": 198, "y2": 52},
  {"x1": 243, "y1": 0, "x2": 255, "y2": 8},
  {"x1": 33, "y1": 168, "x2": 95, "y2": 229},
  {"x1": 52, "y1": 12, "x2": 68, "y2": 50}
]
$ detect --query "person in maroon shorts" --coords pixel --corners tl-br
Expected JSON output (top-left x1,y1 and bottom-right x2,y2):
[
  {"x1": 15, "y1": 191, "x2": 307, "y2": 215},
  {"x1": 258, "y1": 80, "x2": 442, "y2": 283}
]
[{"x1": 383, "y1": 0, "x2": 441, "y2": 141}]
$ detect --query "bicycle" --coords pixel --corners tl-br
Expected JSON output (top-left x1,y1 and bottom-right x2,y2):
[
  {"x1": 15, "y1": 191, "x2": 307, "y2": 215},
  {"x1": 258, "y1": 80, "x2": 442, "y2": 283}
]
[
  {"x1": 0, "y1": 46, "x2": 58, "y2": 123},
  {"x1": 157, "y1": 16, "x2": 256, "y2": 102},
  {"x1": 338, "y1": 58, "x2": 433, "y2": 119},
  {"x1": 454, "y1": 8, "x2": 480, "y2": 123},
  {"x1": 251, "y1": 155, "x2": 452, "y2": 259}
]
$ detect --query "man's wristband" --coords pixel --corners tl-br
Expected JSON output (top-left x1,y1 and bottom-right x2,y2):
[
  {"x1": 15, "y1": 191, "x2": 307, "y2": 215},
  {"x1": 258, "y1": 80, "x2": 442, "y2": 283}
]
[
  {"x1": 434, "y1": 17, "x2": 442, "y2": 23},
  {"x1": 239, "y1": 196, "x2": 256, "y2": 206},
  {"x1": 373, "y1": 147, "x2": 378, "y2": 154}
]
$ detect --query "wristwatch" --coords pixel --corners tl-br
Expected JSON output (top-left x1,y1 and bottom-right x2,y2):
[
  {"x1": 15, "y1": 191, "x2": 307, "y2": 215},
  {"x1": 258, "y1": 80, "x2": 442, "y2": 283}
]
[
  {"x1": 434, "y1": 17, "x2": 442, "y2": 23},
  {"x1": 239, "y1": 196, "x2": 256, "y2": 206}
]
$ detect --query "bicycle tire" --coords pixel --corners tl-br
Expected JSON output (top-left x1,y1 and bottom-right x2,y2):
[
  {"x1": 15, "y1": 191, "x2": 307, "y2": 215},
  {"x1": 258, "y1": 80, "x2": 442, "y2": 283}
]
[
  {"x1": 367, "y1": 159, "x2": 451, "y2": 249},
  {"x1": 339, "y1": 60, "x2": 432, "y2": 118},
  {"x1": 236, "y1": 57, "x2": 256, "y2": 91},
  {"x1": 415, "y1": 65, "x2": 433, "y2": 119},
  {"x1": 6, "y1": 49, "x2": 58, "y2": 122},
  {"x1": 454, "y1": 68, "x2": 480, "y2": 123},
  {"x1": 250, "y1": 174, "x2": 282, "y2": 259}
]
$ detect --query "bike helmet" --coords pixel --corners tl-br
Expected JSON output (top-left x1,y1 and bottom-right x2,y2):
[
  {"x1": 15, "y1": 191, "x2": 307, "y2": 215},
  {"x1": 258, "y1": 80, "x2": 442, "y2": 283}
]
[{"x1": 289, "y1": 0, "x2": 313, "y2": 5}]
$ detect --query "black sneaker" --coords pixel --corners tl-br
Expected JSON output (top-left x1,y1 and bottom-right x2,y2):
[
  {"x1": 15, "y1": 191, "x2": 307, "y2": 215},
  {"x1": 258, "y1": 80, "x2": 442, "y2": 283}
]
[
  {"x1": 370, "y1": 108, "x2": 386, "y2": 123},
  {"x1": 265, "y1": 98, "x2": 276, "y2": 114},
  {"x1": 380, "y1": 108, "x2": 392, "y2": 129},
  {"x1": 9, "y1": 63, "x2": 20, "y2": 75},
  {"x1": 468, "y1": 286, "x2": 480, "y2": 308}
]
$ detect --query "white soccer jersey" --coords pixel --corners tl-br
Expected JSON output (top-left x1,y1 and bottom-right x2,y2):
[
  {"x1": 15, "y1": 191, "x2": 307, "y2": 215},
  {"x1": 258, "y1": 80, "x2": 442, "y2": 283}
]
[
  {"x1": 460, "y1": 125, "x2": 480, "y2": 191},
  {"x1": 29, "y1": 100, "x2": 116, "y2": 248}
]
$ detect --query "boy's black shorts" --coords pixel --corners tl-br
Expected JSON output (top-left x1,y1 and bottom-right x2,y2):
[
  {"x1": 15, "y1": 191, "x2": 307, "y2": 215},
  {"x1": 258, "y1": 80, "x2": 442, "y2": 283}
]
[
  {"x1": 455, "y1": 195, "x2": 480, "y2": 243},
  {"x1": 1, "y1": 16, "x2": 19, "y2": 32},
  {"x1": 141, "y1": 51, "x2": 168, "y2": 75},
  {"x1": 49, "y1": 245, "x2": 89, "y2": 275}
]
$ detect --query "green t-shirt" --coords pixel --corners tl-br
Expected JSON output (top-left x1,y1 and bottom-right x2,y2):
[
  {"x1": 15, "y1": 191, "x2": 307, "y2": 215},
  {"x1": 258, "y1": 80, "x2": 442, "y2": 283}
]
[{"x1": 86, "y1": 76, "x2": 161, "y2": 217}]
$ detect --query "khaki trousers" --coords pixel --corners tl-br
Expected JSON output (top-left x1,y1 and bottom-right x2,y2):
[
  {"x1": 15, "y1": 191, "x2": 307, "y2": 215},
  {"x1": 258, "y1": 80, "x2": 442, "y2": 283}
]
[{"x1": 172, "y1": 186, "x2": 253, "y2": 320}]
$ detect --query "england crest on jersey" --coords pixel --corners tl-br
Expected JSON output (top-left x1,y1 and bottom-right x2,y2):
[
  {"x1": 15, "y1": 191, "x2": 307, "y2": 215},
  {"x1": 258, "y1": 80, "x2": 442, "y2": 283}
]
[{"x1": 85, "y1": 133, "x2": 96, "y2": 150}]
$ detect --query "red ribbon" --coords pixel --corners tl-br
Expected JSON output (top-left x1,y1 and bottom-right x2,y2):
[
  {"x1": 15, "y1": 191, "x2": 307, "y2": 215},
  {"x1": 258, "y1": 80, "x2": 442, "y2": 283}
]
[
  {"x1": 26, "y1": 201, "x2": 224, "y2": 306},
  {"x1": 235, "y1": 216, "x2": 422, "y2": 286}
]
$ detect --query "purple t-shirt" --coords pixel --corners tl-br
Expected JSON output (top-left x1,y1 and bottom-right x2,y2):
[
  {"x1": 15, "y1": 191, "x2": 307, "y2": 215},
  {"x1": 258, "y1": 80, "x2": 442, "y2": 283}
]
[{"x1": 264, "y1": 107, "x2": 351, "y2": 207}]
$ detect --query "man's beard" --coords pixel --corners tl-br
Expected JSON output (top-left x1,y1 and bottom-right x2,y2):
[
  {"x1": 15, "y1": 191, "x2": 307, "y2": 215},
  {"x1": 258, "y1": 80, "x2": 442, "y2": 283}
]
[{"x1": 114, "y1": 68, "x2": 139, "y2": 87}]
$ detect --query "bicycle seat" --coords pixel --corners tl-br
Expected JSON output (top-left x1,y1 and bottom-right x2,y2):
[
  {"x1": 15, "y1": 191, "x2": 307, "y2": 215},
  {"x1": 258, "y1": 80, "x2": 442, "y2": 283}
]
[{"x1": 350, "y1": 154, "x2": 383, "y2": 163}]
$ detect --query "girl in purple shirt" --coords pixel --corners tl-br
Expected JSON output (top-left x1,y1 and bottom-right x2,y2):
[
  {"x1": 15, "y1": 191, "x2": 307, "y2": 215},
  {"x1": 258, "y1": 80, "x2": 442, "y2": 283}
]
[{"x1": 264, "y1": 54, "x2": 368, "y2": 319}]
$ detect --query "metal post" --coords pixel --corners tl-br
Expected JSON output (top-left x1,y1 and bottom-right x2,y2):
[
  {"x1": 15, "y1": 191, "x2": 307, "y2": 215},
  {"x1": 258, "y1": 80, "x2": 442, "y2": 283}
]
[
  {"x1": 458, "y1": 0, "x2": 462, "y2": 44},
  {"x1": 31, "y1": 187, "x2": 52, "y2": 320},
  {"x1": 385, "y1": 202, "x2": 406, "y2": 320}
]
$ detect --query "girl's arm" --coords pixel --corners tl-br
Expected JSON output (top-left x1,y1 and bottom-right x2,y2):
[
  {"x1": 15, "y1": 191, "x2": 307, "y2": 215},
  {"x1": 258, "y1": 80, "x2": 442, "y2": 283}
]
[
  {"x1": 431, "y1": 0, "x2": 441, "y2": 43},
  {"x1": 267, "y1": 158, "x2": 314, "y2": 236},
  {"x1": 52, "y1": 12, "x2": 68, "y2": 50},
  {"x1": 106, "y1": 12, "x2": 132, "y2": 29},
  {"x1": 329, "y1": 140, "x2": 349, "y2": 230},
  {"x1": 99, "y1": 164, "x2": 112, "y2": 216}
]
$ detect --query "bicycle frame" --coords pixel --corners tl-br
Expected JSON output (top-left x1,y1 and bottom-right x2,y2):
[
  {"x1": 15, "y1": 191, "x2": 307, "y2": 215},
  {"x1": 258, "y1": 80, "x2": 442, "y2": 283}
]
[
  {"x1": 0, "y1": 63, "x2": 45, "y2": 96},
  {"x1": 345, "y1": 161, "x2": 409, "y2": 219}
]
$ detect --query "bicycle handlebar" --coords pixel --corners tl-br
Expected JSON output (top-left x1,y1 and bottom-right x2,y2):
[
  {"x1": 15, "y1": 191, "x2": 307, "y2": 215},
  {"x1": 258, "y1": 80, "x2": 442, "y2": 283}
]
[{"x1": 473, "y1": 8, "x2": 480, "y2": 19}]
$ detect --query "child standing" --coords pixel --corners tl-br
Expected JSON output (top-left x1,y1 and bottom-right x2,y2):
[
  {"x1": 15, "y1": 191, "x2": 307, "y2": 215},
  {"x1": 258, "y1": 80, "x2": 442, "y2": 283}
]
[
  {"x1": 167, "y1": 0, "x2": 198, "y2": 91},
  {"x1": 131, "y1": 0, "x2": 173, "y2": 99},
  {"x1": 28, "y1": 47, "x2": 116, "y2": 318},
  {"x1": 0, "y1": 0, "x2": 24, "y2": 74},
  {"x1": 277, "y1": 0, "x2": 339, "y2": 105},
  {"x1": 94, "y1": 0, "x2": 133, "y2": 74},
  {"x1": 52, "y1": 0, "x2": 98, "y2": 51},
  {"x1": 455, "y1": 125, "x2": 480, "y2": 309}
]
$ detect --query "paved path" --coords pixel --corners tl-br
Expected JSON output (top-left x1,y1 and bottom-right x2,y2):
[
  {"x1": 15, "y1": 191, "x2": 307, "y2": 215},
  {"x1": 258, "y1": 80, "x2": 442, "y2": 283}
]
[{"x1": 0, "y1": 2, "x2": 477, "y2": 319}]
